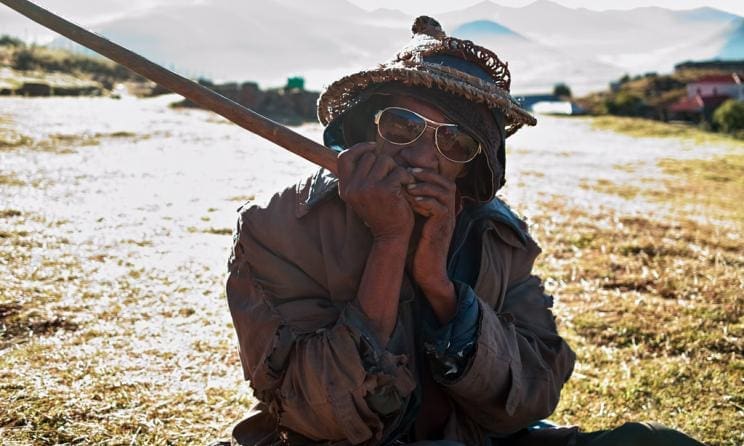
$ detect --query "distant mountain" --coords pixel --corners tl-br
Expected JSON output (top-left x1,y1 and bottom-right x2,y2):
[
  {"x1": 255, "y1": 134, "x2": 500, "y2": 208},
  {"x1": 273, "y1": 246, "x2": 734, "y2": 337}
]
[
  {"x1": 451, "y1": 18, "x2": 621, "y2": 94},
  {"x1": 30, "y1": 0, "x2": 743, "y2": 94},
  {"x1": 453, "y1": 20, "x2": 526, "y2": 40},
  {"x1": 678, "y1": 7, "x2": 741, "y2": 23},
  {"x1": 439, "y1": 1, "x2": 742, "y2": 77},
  {"x1": 367, "y1": 8, "x2": 411, "y2": 23},
  {"x1": 51, "y1": 0, "x2": 408, "y2": 87},
  {"x1": 718, "y1": 20, "x2": 744, "y2": 60}
]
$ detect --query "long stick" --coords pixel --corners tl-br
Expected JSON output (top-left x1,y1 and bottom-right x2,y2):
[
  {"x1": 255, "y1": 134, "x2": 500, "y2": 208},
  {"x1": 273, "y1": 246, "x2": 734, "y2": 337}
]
[{"x1": 0, "y1": 0, "x2": 339, "y2": 174}]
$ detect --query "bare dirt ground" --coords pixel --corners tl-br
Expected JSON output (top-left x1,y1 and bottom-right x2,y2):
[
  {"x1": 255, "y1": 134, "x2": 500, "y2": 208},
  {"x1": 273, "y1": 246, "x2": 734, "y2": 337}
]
[{"x1": 1, "y1": 96, "x2": 742, "y2": 445}]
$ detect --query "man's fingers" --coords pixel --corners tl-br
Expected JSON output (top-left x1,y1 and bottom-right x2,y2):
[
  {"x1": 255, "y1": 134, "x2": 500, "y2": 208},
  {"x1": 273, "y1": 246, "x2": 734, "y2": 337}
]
[
  {"x1": 408, "y1": 167, "x2": 456, "y2": 191},
  {"x1": 405, "y1": 182, "x2": 450, "y2": 202},
  {"x1": 405, "y1": 168, "x2": 455, "y2": 210},
  {"x1": 368, "y1": 154, "x2": 400, "y2": 180},
  {"x1": 408, "y1": 196, "x2": 448, "y2": 217},
  {"x1": 384, "y1": 165, "x2": 415, "y2": 187},
  {"x1": 354, "y1": 151, "x2": 377, "y2": 179},
  {"x1": 337, "y1": 142, "x2": 376, "y2": 181}
]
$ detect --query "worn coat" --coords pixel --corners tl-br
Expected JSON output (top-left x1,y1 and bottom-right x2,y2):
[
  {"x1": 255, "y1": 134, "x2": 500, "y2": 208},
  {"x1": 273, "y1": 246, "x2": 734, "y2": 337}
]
[{"x1": 226, "y1": 169, "x2": 576, "y2": 445}]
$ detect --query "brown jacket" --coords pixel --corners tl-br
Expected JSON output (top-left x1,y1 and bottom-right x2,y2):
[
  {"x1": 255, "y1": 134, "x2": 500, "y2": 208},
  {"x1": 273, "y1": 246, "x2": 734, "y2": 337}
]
[{"x1": 226, "y1": 171, "x2": 576, "y2": 445}]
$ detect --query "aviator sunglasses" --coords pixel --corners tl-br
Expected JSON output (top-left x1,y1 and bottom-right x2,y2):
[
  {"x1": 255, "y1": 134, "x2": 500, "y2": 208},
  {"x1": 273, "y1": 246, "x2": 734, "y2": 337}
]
[{"x1": 373, "y1": 107, "x2": 482, "y2": 163}]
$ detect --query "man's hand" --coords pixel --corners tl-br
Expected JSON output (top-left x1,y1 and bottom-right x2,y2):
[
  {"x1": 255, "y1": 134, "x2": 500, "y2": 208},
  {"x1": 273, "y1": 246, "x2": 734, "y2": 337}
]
[
  {"x1": 406, "y1": 167, "x2": 458, "y2": 323},
  {"x1": 337, "y1": 142, "x2": 417, "y2": 341},
  {"x1": 337, "y1": 142, "x2": 416, "y2": 242}
]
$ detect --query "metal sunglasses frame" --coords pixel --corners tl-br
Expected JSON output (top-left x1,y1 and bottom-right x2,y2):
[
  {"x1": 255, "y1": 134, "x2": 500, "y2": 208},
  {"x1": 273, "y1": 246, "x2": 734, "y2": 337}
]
[{"x1": 373, "y1": 106, "x2": 482, "y2": 164}]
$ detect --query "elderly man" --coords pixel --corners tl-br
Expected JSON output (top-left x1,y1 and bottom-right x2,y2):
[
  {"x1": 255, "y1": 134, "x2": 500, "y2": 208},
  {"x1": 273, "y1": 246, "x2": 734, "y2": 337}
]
[{"x1": 225, "y1": 16, "x2": 703, "y2": 446}]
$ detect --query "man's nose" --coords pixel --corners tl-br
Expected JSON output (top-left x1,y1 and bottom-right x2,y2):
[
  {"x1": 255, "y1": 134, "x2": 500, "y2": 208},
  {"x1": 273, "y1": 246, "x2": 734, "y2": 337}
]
[{"x1": 400, "y1": 127, "x2": 439, "y2": 168}]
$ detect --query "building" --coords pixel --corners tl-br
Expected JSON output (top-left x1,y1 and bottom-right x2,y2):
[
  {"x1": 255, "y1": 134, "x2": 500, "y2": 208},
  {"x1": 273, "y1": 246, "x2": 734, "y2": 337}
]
[
  {"x1": 667, "y1": 94, "x2": 731, "y2": 123},
  {"x1": 514, "y1": 94, "x2": 559, "y2": 111},
  {"x1": 685, "y1": 73, "x2": 742, "y2": 100},
  {"x1": 666, "y1": 72, "x2": 742, "y2": 123},
  {"x1": 513, "y1": 94, "x2": 584, "y2": 115},
  {"x1": 675, "y1": 60, "x2": 744, "y2": 73}
]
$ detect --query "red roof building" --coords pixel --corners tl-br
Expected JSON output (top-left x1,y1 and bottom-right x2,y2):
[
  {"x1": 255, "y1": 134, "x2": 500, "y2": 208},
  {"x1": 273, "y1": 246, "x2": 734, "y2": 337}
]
[
  {"x1": 686, "y1": 73, "x2": 743, "y2": 100},
  {"x1": 667, "y1": 94, "x2": 731, "y2": 123}
]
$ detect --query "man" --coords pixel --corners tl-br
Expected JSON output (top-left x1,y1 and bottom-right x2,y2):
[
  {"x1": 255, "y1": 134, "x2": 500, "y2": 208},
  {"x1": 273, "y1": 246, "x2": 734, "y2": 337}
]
[{"x1": 225, "y1": 16, "x2": 704, "y2": 446}]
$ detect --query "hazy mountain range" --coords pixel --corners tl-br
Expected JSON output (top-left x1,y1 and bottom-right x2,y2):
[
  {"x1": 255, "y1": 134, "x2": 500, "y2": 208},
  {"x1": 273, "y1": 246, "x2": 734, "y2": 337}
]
[{"x1": 9, "y1": 0, "x2": 744, "y2": 94}]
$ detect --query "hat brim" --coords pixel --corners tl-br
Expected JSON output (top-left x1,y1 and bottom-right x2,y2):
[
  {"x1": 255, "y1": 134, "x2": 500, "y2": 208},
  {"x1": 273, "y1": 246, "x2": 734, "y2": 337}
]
[{"x1": 317, "y1": 61, "x2": 536, "y2": 137}]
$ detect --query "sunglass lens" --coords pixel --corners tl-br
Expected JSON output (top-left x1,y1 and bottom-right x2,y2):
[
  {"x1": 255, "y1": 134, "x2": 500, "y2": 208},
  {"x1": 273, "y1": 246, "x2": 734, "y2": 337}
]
[
  {"x1": 377, "y1": 108, "x2": 426, "y2": 144},
  {"x1": 436, "y1": 126, "x2": 480, "y2": 162}
]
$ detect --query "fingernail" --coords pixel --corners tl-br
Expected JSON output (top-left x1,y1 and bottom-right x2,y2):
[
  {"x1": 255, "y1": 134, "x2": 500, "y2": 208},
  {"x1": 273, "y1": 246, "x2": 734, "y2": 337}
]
[
  {"x1": 409, "y1": 167, "x2": 423, "y2": 173},
  {"x1": 406, "y1": 183, "x2": 417, "y2": 190},
  {"x1": 415, "y1": 197, "x2": 424, "y2": 201}
]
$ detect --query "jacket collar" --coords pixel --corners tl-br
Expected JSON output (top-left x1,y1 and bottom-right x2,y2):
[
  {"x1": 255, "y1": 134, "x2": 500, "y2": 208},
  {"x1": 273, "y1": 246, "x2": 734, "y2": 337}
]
[{"x1": 295, "y1": 168, "x2": 339, "y2": 218}]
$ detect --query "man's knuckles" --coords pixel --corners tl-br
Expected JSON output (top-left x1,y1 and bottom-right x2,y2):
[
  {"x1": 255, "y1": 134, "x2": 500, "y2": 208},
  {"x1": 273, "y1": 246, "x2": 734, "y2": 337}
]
[{"x1": 337, "y1": 143, "x2": 376, "y2": 169}]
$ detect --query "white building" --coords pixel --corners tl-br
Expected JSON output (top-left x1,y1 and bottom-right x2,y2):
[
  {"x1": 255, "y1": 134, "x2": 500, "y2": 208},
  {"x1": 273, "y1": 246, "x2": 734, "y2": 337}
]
[{"x1": 686, "y1": 73, "x2": 743, "y2": 100}]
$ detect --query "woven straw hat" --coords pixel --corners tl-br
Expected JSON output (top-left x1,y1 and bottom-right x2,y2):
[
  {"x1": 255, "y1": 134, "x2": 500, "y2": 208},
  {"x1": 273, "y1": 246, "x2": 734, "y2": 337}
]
[{"x1": 317, "y1": 16, "x2": 536, "y2": 137}]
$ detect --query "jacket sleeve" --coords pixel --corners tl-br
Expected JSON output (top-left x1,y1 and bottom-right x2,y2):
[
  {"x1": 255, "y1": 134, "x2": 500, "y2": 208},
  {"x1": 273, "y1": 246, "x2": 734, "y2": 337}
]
[
  {"x1": 226, "y1": 193, "x2": 416, "y2": 445},
  {"x1": 431, "y1": 226, "x2": 576, "y2": 434},
  {"x1": 419, "y1": 281, "x2": 480, "y2": 380}
]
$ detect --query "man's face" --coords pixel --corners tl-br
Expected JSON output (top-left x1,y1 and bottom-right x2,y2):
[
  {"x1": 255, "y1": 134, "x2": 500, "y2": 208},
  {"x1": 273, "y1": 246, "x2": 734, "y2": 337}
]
[{"x1": 373, "y1": 96, "x2": 468, "y2": 183}]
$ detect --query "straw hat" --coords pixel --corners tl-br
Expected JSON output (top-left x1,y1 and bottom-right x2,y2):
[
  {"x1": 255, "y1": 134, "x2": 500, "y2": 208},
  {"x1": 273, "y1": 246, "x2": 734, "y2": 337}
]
[{"x1": 317, "y1": 16, "x2": 536, "y2": 138}]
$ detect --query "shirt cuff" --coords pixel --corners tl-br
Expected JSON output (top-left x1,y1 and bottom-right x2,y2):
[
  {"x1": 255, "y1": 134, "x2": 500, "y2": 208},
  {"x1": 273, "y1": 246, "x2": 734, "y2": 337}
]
[{"x1": 421, "y1": 280, "x2": 480, "y2": 380}]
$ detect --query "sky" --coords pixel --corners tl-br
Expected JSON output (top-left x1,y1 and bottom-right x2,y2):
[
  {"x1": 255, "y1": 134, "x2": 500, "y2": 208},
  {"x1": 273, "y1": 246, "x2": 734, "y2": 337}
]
[
  {"x1": 350, "y1": 0, "x2": 744, "y2": 17},
  {"x1": 1, "y1": 0, "x2": 742, "y2": 43}
]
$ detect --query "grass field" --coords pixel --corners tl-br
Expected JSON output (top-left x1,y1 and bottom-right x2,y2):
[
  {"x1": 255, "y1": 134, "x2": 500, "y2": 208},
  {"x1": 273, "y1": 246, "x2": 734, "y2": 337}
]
[
  {"x1": 1, "y1": 106, "x2": 742, "y2": 445},
  {"x1": 591, "y1": 115, "x2": 744, "y2": 145}
]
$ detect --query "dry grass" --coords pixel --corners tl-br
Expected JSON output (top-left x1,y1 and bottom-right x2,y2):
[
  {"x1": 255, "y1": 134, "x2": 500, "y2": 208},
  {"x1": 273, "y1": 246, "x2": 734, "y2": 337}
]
[
  {"x1": 0, "y1": 173, "x2": 25, "y2": 186},
  {"x1": 590, "y1": 116, "x2": 744, "y2": 146},
  {"x1": 533, "y1": 201, "x2": 743, "y2": 445},
  {"x1": 656, "y1": 155, "x2": 744, "y2": 223},
  {"x1": 0, "y1": 115, "x2": 33, "y2": 149},
  {"x1": 186, "y1": 226, "x2": 233, "y2": 235},
  {"x1": 536, "y1": 146, "x2": 743, "y2": 445},
  {"x1": 0, "y1": 211, "x2": 252, "y2": 444},
  {"x1": 588, "y1": 153, "x2": 744, "y2": 224},
  {"x1": 1, "y1": 110, "x2": 741, "y2": 445},
  {"x1": 0, "y1": 118, "x2": 140, "y2": 153}
]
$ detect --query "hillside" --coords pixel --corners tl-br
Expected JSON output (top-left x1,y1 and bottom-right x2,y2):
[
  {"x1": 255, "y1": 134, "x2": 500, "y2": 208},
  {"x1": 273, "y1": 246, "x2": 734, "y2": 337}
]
[
  {"x1": 575, "y1": 66, "x2": 744, "y2": 138},
  {"x1": 0, "y1": 35, "x2": 146, "y2": 96}
]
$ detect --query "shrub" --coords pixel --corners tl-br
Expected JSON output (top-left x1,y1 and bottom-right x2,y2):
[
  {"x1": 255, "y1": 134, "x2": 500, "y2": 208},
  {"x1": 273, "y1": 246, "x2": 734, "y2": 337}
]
[
  {"x1": 605, "y1": 91, "x2": 645, "y2": 116},
  {"x1": 0, "y1": 35, "x2": 23, "y2": 47},
  {"x1": 713, "y1": 99, "x2": 744, "y2": 134},
  {"x1": 553, "y1": 82, "x2": 572, "y2": 98},
  {"x1": 12, "y1": 48, "x2": 36, "y2": 70}
]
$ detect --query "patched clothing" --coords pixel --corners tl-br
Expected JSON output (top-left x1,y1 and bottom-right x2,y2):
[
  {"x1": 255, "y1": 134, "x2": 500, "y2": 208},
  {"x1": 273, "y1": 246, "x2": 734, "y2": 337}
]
[{"x1": 226, "y1": 169, "x2": 576, "y2": 445}]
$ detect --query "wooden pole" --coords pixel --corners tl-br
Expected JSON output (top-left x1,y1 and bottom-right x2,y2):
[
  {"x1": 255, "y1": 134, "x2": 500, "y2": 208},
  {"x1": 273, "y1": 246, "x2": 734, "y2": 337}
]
[{"x1": 0, "y1": 0, "x2": 339, "y2": 174}]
